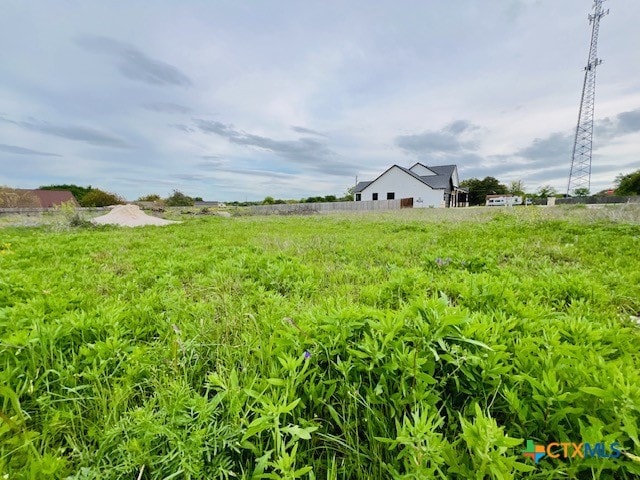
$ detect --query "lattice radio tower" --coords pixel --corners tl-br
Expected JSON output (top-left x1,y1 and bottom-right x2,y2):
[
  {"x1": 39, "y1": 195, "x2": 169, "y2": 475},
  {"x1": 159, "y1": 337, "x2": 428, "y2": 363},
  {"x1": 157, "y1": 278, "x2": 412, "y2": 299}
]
[{"x1": 567, "y1": 0, "x2": 609, "y2": 195}]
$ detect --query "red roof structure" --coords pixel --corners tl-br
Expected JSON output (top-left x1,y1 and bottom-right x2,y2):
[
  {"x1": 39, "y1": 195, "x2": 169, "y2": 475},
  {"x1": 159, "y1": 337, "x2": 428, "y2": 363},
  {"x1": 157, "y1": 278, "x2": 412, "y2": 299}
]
[
  {"x1": 31, "y1": 190, "x2": 79, "y2": 207},
  {"x1": 3, "y1": 189, "x2": 79, "y2": 208}
]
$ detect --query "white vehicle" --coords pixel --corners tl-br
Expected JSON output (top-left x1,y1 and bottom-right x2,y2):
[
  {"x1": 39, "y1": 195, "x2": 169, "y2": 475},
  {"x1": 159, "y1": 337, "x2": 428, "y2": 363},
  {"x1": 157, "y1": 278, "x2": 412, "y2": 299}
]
[{"x1": 486, "y1": 195, "x2": 523, "y2": 206}]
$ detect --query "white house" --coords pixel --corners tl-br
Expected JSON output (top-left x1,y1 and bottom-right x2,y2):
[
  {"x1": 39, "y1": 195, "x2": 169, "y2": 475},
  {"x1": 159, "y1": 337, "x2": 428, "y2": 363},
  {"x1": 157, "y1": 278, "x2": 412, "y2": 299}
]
[{"x1": 354, "y1": 163, "x2": 468, "y2": 208}]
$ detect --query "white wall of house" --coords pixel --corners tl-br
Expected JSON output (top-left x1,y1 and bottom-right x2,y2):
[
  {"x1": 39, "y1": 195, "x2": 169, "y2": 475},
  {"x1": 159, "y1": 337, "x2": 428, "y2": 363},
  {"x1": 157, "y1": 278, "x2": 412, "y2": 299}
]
[
  {"x1": 409, "y1": 163, "x2": 437, "y2": 176},
  {"x1": 451, "y1": 169, "x2": 459, "y2": 187},
  {"x1": 359, "y1": 166, "x2": 444, "y2": 208}
]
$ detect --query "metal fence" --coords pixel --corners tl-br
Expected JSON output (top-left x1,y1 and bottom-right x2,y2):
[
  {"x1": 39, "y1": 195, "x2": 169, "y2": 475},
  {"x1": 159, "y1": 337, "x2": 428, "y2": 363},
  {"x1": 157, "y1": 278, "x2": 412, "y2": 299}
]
[
  {"x1": 250, "y1": 199, "x2": 403, "y2": 215},
  {"x1": 556, "y1": 196, "x2": 640, "y2": 205}
]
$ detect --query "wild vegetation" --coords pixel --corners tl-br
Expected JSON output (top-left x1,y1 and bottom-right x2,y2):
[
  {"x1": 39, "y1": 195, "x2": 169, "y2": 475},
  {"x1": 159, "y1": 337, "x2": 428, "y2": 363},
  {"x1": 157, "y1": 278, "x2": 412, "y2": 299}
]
[
  {"x1": 77, "y1": 190, "x2": 125, "y2": 208},
  {"x1": 615, "y1": 169, "x2": 640, "y2": 196},
  {"x1": 1, "y1": 206, "x2": 640, "y2": 479},
  {"x1": 164, "y1": 190, "x2": 196, "y2": 207}
]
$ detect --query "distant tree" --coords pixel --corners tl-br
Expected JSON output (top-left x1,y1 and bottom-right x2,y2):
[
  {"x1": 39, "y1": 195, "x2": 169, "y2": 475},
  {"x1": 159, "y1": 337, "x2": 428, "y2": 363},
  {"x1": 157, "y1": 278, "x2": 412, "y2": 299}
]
[
  {"x1": 536, "y1": 185, "x2": 558, "y2": 198},
  {"x1": 573, "y1": 187, "x2": 590, "y2": 197},
  {"x1": 137, "y1": 194, "x2": 162, "y2": 202},
  {"x1": 340, "y1": 187, "x2": 355, "y2": 202},
  {"x1": 262, "y1": 196, "x2": 275, "y2": 205},
  {"x1": 460, "y1": 178, "x2": 481, "y2": 205},
  {"x1": 165, "y1": 190, "x2": 194, "y2": 206},
  {"x1": 193, "y1": 197, "x2": 203, "y2": 202},
  {"x1": 615, "y1": 170, "x2": 640, "y2": 196},
  {"x1": 301, "y1": 194, "x2": 343, "y2": 203},
  {"x1": 80, "y1": 189, "x2": 125, "y2": 207},
  {"x1": 460, "y1": 177, "x2": 508, "y2": 206},
  {"x1": 507, "y1": 180, "x2": 525, "y2": 197},
  {"x1": 40, "y1": 184, "x2": 92, "y2": 203}
]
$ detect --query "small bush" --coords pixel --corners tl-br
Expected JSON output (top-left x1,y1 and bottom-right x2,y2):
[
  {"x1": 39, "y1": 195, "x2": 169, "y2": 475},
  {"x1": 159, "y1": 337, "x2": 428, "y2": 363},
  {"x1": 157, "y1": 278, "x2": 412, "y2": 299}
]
[
  {"x1": 137, "y1": 194, "x2": 162, "y2": 202},
  {"x1": 165, "y1": 190, "x2": 194, "y2": 207},
  {"x1": 80, "y1": 189, "x2": 125, "y2": 207},
  {"x1": 59, "y1": 201, "x2": 93, "y2": 227}
]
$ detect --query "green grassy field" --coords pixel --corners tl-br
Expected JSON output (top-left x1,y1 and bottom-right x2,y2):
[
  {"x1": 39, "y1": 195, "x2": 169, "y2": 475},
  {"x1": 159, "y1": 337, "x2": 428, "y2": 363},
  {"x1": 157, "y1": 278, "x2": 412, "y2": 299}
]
[{"x1": 1, "y1": 206, "x2": 640, "y2": 479}]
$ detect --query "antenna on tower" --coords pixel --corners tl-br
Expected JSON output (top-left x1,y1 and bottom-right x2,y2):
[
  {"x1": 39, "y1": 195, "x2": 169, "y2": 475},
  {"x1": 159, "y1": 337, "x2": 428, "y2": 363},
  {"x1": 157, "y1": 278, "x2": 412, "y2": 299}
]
[{"x1": 567, "y1": 0, "x2": 609, "y2": 196}]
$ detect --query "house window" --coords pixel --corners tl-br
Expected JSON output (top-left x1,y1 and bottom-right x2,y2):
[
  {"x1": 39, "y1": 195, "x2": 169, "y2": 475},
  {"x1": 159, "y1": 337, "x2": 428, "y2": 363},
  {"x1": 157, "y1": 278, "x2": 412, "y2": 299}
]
[
  {"x1": 387, "y1": 192, "x2": 395, "y2": 200},
  {"x1": 372, "y1": 193, "x2": 378, "y2": 200},
  {"x1": 355, "y1": 193, "x2": 361, "y2": 201}
]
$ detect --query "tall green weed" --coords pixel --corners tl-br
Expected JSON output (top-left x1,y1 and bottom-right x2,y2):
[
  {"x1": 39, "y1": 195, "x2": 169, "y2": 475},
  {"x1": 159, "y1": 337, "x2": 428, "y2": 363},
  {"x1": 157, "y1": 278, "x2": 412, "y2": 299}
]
[{"x1": 1, "y1": 210, "x2": 639, "y2": 478}]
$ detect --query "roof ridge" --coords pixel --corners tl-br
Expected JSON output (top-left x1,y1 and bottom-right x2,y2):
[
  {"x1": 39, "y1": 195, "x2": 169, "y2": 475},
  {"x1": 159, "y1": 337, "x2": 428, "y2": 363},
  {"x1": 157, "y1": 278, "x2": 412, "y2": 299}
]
[{"x1": 355, "y1": 164, "x2": 457, "y2": 193}]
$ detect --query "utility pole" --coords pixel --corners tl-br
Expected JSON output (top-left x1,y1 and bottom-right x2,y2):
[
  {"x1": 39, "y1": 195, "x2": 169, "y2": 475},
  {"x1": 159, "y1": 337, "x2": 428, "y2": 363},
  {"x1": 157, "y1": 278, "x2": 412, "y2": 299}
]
[
  {"x1": 354, "y1": 175, "x2": 357, "y2": 202},
  {"x1": 567, "y1": 0, "x2": 609, "y2": 196}
]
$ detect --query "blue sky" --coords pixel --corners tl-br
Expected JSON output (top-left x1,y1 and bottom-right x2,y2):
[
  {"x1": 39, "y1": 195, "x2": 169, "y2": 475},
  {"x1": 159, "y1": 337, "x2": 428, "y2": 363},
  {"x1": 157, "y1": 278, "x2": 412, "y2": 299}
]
[{"x1": 1, "y1": 0, "x2": 639, "y2": 200}]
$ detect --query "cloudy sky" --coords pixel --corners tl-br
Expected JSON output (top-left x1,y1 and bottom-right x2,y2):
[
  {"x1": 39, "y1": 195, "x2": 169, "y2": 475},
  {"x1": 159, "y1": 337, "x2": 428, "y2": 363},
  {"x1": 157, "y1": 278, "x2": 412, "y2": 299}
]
[{"x1": 1, "y1": 0, "x2": 639, "y2": 201}]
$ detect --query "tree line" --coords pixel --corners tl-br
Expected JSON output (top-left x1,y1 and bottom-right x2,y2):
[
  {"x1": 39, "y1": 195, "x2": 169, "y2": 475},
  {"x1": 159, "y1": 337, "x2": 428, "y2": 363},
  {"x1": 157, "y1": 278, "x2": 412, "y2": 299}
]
[
  {"x1": 36, "y1": 185, "x2": 202, "y2": 207},
  {"x1": 32, "y1": 169, "x2": 640, "y2": 209},
  {"x1": 260, "y1": 192, "x2": 354, "y2": 205},
  {"x1": 37, "y1": 185, "x2": 357, "y2": 207},
  {"x1": 460, "y1": 169, "x2": 640, "y2": 206}
]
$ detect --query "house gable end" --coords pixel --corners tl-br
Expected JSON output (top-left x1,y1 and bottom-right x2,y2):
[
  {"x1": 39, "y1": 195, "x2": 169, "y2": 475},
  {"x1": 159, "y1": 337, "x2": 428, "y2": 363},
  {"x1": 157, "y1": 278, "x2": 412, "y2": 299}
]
[
  {"x1": 451, "y1": 167, "x2": 459, "y2": 188},
  {"x1": 409, "y1": 162, "x2": 438, "y2": 176},
  {"x1": 361, "y1": 165, "x2": 436, "y2": 194}
]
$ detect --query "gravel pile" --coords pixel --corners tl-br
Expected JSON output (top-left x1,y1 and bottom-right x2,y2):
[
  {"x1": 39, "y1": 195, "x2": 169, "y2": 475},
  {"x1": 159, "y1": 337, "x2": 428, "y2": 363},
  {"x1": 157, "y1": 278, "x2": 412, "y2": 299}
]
[{"x1": 92, "y1": 204, "x2": 176, "y2": 227}]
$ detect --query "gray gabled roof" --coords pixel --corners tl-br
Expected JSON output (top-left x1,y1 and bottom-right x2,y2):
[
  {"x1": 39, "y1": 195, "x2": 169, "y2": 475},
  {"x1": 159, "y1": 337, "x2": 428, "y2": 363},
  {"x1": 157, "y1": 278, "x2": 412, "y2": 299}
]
[
  {"x1": 354, "y1": 181, "x2": 373, "y2": 193},
  {"x1": 417, "y1": 164, "x2": 457, "y2": 190},
  {"x1": 427, "y1": 165, "x2": 456, "y2": 178},
  {"x1": 417, "y1": 174, "x2": 451, "y2": 190}
]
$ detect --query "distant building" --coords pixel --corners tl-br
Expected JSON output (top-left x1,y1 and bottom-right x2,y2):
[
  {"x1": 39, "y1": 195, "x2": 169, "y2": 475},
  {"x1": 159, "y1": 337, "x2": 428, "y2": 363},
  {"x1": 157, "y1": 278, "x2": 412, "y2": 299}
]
[
  {"x1": 32, "y1": 190, "x2": 79, "y2": 207},
  {"x1": 194, "y1": 201, "x2": 225, "y2": 207},
  {"x1": 354, "y1": 163, "x2": 468, "y2": 208},
  {"x1": 0, "y1": 189, "x2": 79, "y2": 208}
]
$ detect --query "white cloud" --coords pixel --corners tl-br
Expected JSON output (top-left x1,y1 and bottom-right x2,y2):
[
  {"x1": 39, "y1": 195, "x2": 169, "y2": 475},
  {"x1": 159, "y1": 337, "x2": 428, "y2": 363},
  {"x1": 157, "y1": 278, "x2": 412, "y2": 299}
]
[{"x1": 0, "y1": 0, "x2": 638, "y2": 200}]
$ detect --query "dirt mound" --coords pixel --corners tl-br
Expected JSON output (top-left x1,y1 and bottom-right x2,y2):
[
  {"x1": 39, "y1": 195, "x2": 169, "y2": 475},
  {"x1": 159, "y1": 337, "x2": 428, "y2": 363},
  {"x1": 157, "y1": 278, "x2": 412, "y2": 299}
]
[{"x1": 92, "y1": 204, "x2": 176, "y2": 227}]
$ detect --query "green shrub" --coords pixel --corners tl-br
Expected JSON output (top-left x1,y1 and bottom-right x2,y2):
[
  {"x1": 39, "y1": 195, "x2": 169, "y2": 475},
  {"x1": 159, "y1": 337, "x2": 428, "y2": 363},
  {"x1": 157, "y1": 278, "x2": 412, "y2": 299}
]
[
  {"x1": 165, "y1": 190, "x2": 194, "y2": 206},
  {"x1": 137, "y1": 194, "x2": 162, "y2": 202},
  {"x1": 1, "y1": 210, "x2": 640, "y2": 478},
  {"x1": 79, "y1": 189, "x2": 125, "y2": 207}
]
